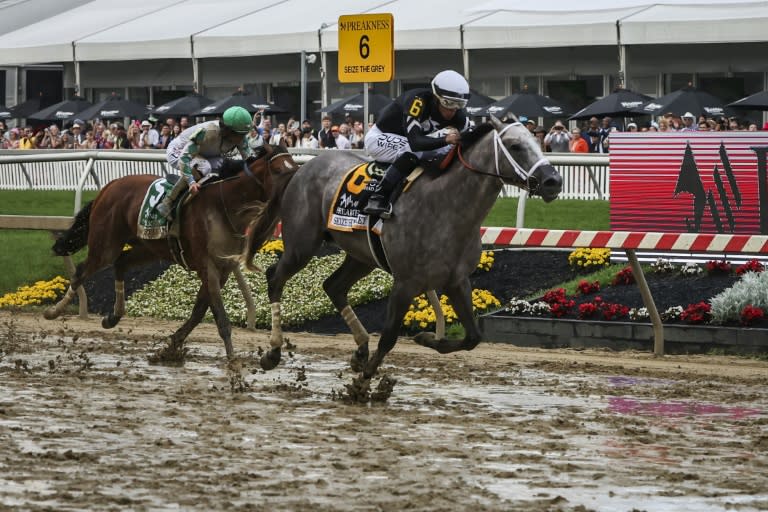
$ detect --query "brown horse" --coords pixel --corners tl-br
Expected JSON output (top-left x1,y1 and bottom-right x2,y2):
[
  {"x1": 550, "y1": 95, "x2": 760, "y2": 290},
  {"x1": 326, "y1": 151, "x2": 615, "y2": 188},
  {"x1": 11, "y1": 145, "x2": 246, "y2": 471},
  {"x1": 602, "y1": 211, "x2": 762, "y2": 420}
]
[{"x1": 45, "y1": 144, "x2": 297, "y2": 359}]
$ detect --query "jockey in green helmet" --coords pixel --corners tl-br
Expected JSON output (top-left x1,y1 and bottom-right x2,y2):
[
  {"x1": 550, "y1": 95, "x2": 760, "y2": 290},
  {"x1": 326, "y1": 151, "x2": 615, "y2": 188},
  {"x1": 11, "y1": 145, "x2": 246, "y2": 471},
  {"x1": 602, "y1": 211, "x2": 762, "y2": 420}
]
[{"x1": 158, "y1": 106, "x2": 255, "y2": 219}]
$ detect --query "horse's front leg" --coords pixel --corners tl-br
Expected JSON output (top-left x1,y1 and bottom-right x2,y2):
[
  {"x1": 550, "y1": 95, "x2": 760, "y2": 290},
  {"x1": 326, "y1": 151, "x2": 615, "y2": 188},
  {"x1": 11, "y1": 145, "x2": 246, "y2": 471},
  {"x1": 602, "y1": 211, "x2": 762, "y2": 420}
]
[
  {"x1": 150, "y1": 284, "x2": 209, "y2": 364},
  {"x1": 413, "y1": 277, "x2": 482, "y2": 354},
  {"x1": 362, "y1": 282, "x2": 415, "y2": 379}
]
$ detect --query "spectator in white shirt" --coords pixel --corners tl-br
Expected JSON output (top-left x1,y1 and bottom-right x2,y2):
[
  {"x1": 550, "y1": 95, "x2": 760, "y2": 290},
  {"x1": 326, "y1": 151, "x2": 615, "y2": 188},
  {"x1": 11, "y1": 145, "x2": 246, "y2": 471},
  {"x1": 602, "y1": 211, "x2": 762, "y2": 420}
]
[{"x1": 330, "y1": 125, "x2": 351, "y2": 150}]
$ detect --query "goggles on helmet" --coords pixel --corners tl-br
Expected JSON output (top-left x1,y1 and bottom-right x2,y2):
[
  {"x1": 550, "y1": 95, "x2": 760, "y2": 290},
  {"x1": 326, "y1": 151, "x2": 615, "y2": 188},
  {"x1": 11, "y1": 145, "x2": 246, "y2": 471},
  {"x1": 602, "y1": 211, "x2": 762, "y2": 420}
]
[{"x1": 437, "y1": 95, "x2": 468, "y2": 111}]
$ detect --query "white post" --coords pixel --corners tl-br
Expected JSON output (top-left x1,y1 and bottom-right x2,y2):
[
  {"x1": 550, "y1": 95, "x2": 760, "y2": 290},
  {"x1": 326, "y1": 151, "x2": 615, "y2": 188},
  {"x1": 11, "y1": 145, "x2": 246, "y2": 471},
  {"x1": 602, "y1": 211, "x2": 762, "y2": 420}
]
[{"x1": 301, "y1": 51, "x2": 308, "y2": 123}]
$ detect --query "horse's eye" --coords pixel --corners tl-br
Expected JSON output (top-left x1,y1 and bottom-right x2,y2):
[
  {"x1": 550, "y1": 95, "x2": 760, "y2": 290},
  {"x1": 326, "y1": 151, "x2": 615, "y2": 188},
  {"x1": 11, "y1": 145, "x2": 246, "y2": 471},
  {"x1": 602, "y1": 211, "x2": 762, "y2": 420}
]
[{"x1": 509, "y1": 144, "x2": 522, "y2": 151}]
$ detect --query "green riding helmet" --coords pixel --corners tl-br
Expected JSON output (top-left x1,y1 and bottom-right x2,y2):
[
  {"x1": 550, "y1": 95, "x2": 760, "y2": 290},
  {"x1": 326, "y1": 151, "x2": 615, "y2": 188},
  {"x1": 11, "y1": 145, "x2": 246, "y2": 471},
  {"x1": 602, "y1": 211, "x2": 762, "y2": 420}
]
[{"x1": 221, "y1": 106, "x2": 253, "y2": 134}]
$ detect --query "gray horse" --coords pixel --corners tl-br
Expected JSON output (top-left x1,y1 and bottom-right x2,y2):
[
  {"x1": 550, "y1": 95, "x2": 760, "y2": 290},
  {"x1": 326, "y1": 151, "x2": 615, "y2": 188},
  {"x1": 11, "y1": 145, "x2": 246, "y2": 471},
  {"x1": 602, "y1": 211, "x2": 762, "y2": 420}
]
[{"x1": 241, "y1": 116, "x2": 562, "y2": 379}]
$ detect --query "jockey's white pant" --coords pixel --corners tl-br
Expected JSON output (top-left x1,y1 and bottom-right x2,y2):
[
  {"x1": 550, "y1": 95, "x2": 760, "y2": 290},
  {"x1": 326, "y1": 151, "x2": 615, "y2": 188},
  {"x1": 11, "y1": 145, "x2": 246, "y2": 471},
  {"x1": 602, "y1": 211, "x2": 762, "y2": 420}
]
[
  {"x1": 166, "y1": 143, "x2": 223, "y2": 183},
  {"x1": 364, "y1": 124, "x2": 453, "y2": 164}
]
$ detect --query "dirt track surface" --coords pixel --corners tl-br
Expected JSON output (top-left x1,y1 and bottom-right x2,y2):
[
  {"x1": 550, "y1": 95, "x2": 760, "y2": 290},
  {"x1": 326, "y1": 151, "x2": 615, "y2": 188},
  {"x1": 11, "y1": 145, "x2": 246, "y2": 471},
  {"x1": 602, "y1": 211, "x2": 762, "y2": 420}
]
[{"x1": 2, "y1": 311, "x2": 767, "y2": 511}]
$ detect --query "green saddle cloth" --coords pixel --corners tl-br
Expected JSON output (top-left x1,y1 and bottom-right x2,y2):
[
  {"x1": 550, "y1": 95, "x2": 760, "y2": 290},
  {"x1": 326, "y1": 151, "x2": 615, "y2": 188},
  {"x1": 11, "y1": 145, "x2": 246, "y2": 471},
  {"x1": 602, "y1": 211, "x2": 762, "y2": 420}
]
[{"x1": 137, "y1": 178, "x2": 172, "y2": 239}]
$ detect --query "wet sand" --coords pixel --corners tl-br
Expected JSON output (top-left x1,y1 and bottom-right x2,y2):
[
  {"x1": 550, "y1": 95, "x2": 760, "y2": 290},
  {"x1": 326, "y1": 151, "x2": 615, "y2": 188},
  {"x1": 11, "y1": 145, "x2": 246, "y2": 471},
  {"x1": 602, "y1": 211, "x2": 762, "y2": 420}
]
[{"x1": 1, "y1": 311, "x2": 767, "y2": 511}]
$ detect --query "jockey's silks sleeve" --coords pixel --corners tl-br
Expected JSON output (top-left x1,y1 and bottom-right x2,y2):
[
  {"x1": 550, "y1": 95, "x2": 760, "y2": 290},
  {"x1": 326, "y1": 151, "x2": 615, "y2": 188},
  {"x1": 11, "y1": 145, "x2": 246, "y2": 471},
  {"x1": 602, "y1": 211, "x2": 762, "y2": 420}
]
[
  {"x1": 178, "y1": 125, "x2": 207, "y2": 184},
  {"x1": 403, "y1": 93, "x2": 470, "y2": 152}
]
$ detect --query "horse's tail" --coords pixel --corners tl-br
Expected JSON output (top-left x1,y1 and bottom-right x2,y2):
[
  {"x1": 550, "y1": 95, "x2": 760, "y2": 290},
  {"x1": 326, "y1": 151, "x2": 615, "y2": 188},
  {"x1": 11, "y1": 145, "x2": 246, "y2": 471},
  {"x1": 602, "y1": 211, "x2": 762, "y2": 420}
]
[
  {"x1": 241, "y1": 165, "x2": 298, "y2": 271},
  {"x1": 52, "y1": 201, "x2": 93, "y2": 256}
]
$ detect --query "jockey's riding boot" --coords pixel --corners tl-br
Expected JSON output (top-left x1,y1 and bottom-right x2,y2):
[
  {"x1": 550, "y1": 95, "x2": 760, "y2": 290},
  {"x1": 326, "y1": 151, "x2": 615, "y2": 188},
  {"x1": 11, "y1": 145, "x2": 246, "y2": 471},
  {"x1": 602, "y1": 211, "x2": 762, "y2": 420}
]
[
  {"x1": 157, "y1": 177, "x2": 189, "y2": 219},
  {"x1": 363, "y1": 152, "x2": 420, "y2": 219}
]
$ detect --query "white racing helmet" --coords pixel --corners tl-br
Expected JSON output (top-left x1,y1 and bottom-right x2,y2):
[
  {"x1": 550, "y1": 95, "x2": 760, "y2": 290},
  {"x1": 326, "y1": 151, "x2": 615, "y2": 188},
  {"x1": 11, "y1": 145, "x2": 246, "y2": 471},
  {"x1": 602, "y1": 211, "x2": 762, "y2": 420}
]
[{"x1": 431, "y1": 70, "x2": 470, "y2": 110}]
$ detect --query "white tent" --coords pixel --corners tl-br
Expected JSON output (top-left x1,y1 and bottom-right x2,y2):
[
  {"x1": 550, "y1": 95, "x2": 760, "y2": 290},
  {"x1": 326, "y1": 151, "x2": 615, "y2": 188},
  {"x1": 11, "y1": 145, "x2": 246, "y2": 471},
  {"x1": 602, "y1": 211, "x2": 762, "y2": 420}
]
[
  {"x1": 320, "y1": 0, "x2": 483, "y2": 51},
  {"x1": 462, "y1": 7, "x2": 645, "y2": 49},
  {"x1": 75, "y1": 0, "x2": 281, "y2": 61},
  {"x1": 192, "y1": 0, "x2": 392, "y2": 58},
  {"x1": 0, "y1": 0, "x2": 766, "y2": 65},
  {"x1": 0, "y1": 0, "x2": 180, "y2": 66},
  {"x1": 619, "y1": 1, "x2": 768, "y2": 45}
]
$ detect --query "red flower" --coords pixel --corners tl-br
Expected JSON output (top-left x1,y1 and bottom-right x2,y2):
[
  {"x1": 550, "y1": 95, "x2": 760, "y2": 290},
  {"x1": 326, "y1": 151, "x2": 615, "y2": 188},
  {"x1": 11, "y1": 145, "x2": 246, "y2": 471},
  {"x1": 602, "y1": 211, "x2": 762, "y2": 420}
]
[
  {"x1": 577, "y1": 280, "x2": 600, "y2": 295},
  {"x1": 578, "y1": 302, "x2": 598, "y2": 318},
  {"x1": 601, "y1": 302, "x2": 630, "y2": 320},
  {"x1": 542, "y1": 288, "x2": 567, "y2": 305},
  {"x1": 611, "y1": 267, "x2": 634, "y2": 286},
  {"x1": 681, "y1": 302, "x2": 711, "y2": 324},
  {"x1": 740, "y1": 305, "x2": 764, "y2": 326},
  {"x1": 735, "y1": 259, "x2": 764, "y2": 276},
  {"x1": 706, "y1": 260, "x2": 731, "y2": 275}
]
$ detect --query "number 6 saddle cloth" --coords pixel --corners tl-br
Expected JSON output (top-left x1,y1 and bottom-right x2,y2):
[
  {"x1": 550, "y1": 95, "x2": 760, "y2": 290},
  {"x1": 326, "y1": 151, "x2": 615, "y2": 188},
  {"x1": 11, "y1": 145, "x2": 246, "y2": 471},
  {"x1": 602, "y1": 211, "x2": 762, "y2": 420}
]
[{"x1": 327, "y1": 161, "x2": 424, "y2": 232}]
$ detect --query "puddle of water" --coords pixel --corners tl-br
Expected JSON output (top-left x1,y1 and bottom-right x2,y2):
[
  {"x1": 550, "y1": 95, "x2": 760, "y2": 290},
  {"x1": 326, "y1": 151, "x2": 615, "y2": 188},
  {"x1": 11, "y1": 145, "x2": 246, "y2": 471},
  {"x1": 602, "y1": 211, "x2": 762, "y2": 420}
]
[{"x1": 609, "y1": 396, "x2": 765, "y2": 420}]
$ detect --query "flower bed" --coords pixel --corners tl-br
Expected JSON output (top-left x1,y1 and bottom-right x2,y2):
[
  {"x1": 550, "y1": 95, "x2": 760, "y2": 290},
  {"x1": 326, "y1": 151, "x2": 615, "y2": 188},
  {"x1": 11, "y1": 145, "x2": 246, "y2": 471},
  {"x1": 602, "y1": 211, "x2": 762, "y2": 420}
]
[{"x1": 480, "y1": 255, "x2": 768, "y2": 354}]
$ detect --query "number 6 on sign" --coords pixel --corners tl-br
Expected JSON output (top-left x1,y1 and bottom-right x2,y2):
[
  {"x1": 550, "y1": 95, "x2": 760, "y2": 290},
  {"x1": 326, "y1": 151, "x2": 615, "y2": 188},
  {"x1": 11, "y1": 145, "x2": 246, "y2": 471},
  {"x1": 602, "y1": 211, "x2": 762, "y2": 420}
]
[{"x1": 338, "y1": 13, "x2": 394, "y2": 83}]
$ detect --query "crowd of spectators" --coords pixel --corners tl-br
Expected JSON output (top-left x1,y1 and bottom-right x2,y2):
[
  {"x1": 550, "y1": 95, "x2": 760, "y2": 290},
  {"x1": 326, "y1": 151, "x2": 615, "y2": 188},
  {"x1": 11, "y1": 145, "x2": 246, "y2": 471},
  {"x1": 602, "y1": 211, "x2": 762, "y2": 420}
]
[
  {"x1": 523, "y1": 112, "x2": 766, "y2": 154},
  {"x1": 0, "y1": 116, "x2": 190, "y2": 150},
  {"x1": 1, "y1": 109, "x2": 764, "y2": 154}
]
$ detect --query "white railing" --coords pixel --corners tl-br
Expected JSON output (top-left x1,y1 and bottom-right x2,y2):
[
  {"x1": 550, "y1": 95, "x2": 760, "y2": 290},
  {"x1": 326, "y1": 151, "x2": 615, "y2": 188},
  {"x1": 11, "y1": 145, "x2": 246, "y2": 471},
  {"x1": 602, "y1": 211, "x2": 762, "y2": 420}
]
[{"x1": 0, "y1": 149, "x2": 610, "y2": 204}]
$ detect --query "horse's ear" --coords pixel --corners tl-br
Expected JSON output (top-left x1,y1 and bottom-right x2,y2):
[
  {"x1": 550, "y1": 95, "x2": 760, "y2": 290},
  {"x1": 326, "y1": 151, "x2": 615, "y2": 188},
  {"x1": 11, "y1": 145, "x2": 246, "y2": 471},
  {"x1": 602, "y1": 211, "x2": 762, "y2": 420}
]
[{"x1": 490, "y1": 115, "x2": 505, "y2": 130}]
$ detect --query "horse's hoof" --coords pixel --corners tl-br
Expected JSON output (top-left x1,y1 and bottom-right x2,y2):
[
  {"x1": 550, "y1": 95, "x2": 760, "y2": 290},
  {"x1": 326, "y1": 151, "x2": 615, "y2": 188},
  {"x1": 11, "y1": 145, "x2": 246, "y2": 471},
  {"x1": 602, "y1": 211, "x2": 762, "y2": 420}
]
[
  {"x1": 101, "y1": 314, "x2": 120, "y2": 329},
  {"x1": 43, "y1": 308, "x2": 59, "y2": 320},
  {"x1": 413, "y1": 332, "x2": 438, "y2": 349},
  {"x1": 350, "y1": 344, "x2": 369, "y2": 372},
  {"x1": 260, "y1": 348, "x2": 281, "y2": 371}
]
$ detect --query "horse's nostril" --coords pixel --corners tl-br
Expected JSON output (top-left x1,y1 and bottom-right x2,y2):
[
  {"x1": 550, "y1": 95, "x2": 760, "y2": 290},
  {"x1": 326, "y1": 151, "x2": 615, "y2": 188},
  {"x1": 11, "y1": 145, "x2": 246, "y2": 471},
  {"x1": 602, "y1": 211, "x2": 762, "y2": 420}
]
[{"x1": 543, "y1": 175, "x2": 563, "y2": 191}]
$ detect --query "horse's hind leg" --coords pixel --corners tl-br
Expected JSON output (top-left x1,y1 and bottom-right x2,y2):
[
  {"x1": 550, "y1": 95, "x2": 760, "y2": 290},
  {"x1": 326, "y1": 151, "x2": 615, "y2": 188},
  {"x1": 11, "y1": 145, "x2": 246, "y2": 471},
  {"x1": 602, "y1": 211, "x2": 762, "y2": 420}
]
[
  {"x1": 414, "y1": 277, "x2": 482, "y2": 354},
  {"x1": 206, "y1": 266, "x2": 235, "y2": 358},
  {"x1": 44, "y1": 241, "x2": 123, "y2": 320},
  {"x1": 102, "y1": 245, "x2": 156, "y2": 329},
  {"x1": 322, "y1": 255, "x2": 375, "y2": 371}
]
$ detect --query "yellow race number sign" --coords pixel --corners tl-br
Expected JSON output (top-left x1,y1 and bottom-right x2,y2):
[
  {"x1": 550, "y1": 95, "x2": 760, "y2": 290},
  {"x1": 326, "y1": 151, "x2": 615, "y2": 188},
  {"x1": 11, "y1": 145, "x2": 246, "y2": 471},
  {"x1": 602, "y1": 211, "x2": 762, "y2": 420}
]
[{"x1": 338, "y1": 13, "x2": 394, "y2": 83}]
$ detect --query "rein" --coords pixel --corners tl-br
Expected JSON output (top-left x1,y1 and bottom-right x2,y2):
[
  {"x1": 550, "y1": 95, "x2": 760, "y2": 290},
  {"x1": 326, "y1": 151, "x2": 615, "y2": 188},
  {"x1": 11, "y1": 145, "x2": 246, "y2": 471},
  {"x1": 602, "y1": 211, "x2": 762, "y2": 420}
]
[
  {"x1": 456, "y1": 122, "x2": 550, "y2": 192},
  {"x1": 215, "y1": 149, "x2": 291, "y2": 234}
]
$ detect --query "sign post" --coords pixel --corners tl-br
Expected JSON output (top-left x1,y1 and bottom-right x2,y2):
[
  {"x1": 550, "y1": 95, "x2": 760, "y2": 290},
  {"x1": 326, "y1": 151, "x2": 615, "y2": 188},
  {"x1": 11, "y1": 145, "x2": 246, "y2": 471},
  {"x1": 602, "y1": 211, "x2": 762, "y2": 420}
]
[{"x1": 338, "y1": 13, "x2": 394, "y2": 130}]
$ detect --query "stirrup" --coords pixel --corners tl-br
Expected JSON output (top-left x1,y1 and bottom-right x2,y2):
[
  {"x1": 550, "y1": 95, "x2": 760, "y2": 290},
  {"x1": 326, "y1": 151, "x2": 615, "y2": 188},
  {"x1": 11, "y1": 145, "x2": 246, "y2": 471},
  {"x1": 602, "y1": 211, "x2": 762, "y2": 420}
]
[{"x1": 363, "y1": 198, "x2": 393, "y2": 219}]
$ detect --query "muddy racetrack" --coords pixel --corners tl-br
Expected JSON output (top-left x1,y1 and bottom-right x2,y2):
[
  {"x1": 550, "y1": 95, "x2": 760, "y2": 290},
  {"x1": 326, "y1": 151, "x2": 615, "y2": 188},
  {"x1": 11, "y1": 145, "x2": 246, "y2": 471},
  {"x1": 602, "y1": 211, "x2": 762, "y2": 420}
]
[{"x1": 1, "y1": 311, "x2": 767, "y2": 511}]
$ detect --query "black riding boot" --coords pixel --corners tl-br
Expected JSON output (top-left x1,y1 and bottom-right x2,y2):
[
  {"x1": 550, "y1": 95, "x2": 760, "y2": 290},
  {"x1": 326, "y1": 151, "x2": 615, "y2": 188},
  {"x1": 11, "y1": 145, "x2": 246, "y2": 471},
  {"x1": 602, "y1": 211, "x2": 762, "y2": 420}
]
[
  {"x1": 157, "y1": 177, "x2": 189, "y2": 219},
  {"x1": 363, "y1": 153, "x2": 419, "y2": 219}
]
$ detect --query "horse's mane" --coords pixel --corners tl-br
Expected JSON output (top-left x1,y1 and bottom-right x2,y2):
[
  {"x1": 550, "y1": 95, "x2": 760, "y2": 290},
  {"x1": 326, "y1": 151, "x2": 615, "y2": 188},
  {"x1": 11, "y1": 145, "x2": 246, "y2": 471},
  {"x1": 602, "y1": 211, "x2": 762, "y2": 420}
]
[
  {"x1": 459, "y1": 122, "x2": 496, "y2": 149},
  {"x1": 218, "y1": 144, "x2": 290, "y2": 179}
]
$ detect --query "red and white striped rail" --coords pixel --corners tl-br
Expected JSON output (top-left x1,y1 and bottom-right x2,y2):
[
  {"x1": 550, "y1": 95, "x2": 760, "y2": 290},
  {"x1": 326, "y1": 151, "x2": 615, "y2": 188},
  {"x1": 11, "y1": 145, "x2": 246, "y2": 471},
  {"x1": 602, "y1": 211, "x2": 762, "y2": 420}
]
[{"x1": 480, "y1": 227, "x2": 768, "y2": 254}]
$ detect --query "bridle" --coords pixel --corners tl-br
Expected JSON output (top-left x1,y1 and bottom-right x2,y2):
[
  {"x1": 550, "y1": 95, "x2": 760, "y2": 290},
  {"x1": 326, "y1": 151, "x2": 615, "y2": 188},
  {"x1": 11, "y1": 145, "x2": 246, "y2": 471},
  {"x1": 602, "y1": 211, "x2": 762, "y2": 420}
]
[
  {"x1": 217, "y1": 146, "x2": 293, "y2": 234},
  {"x1": 457, "y1": 122, "x2": 550, "y2": 194}
]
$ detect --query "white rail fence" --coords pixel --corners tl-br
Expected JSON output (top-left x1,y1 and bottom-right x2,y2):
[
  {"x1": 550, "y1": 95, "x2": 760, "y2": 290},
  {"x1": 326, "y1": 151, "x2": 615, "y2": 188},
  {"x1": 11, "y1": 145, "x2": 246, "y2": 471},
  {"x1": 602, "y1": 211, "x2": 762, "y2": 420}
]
[{"x1": 0, "y1": 149, "x2": 610, "y2": 203}]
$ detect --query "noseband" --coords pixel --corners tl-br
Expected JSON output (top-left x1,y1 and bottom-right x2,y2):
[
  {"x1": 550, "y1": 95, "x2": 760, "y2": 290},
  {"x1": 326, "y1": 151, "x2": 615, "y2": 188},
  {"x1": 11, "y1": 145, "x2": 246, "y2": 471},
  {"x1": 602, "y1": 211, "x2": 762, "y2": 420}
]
[{"x1": 457, "y1": 122, "x2": 550, "y2": 194}]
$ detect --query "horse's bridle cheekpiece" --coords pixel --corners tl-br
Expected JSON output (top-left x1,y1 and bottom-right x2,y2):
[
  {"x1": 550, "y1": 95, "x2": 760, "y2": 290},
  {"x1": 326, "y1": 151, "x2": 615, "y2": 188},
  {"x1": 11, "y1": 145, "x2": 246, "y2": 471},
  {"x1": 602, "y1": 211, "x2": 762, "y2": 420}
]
[{"x1": 458, "y1": 122, "x2": 549, "y2": 195}]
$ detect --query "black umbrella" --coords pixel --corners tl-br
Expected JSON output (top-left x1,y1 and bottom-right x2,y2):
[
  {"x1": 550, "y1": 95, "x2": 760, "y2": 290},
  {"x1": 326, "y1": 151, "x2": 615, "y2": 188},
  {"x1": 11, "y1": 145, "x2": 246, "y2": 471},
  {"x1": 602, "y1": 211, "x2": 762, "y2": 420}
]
[
  {"x1": 483, "y1": 91, "x2": 570, "y2": 119},
  {"x1": 152, "y1": 93, "x2": 214, "y2": 117},
  {"x1": 633, "y1": 86, "x2": 731, "y2": 118},
  {"x1": 27, "y1": 96, "x2": 93, "y2": 122},
  {"x1": 192, "y1": 92, "x2": 288, "y2": 116},
  {"x1": 9, "y1": 96, "x2": 47, "y2": 118},
  {"x1": 465, "y1": 90, "x2": 496, "y2": 117},
  {"x1": 0, "y1": 105, "x2": 11, "y2": 120},
  {"x1": 569, "y1": 89, "x2": 652, "y2": 120},
  {"x1": 318, "y1": 92, "x2": 392, "y2": 115},
  {"x1": 727, "y1": 91, "x2": 768, "y2": 111},
  {"x1": 76, "y1": 95, "x2": 149, "y2": 120}
]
